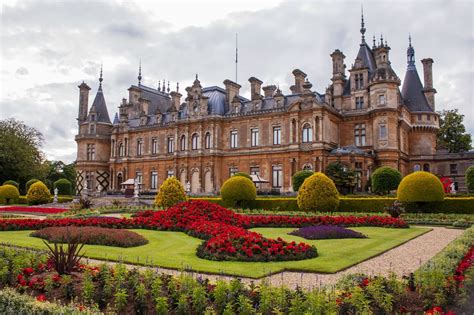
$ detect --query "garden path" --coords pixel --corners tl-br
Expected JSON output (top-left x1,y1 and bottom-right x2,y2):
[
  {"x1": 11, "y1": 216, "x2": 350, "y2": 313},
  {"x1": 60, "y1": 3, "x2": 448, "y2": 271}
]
[{"x1": 85, "y1": 226, "x2": 463, "y2": 290}]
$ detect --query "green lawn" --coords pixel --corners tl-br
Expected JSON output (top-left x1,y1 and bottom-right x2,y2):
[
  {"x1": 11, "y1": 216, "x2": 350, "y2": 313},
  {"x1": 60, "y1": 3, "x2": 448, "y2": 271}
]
[{"x1": 0, "y1": 227, "x2": 429, "y2": 278}]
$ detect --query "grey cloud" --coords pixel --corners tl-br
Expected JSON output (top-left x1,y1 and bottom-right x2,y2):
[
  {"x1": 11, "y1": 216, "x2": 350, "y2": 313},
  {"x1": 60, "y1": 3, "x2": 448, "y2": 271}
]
[{"x1": 15, "y1": 67, "x2": 29, "y2": 76}]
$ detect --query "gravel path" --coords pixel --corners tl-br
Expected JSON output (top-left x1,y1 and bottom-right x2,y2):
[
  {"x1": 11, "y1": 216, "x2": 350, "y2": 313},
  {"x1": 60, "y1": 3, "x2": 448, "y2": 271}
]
[{"x1": 84, "y1": 226, "x2": 463, "y2": 290}]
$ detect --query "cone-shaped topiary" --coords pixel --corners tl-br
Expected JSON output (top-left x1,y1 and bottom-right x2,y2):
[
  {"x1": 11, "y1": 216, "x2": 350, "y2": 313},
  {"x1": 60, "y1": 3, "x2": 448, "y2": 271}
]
[
  {"x1": 221, "y1": 176, "x2": 256, "y2": 208},
  {"x1": 292, "y1": 170, "x2": 314, "y2": 192},
  {"x1": 297, "y1": 172, "x2": 340, "y2": 212},
  {"x1": 371, "y1": 167, "x2": 402, "y2": 195},
  {"x1": 0, "y1": 184, "x2": 20, "y2": 204},
  {"x1": 466, "y1": 166, "x2": 474, "y2": 193},
  {"x1": 25, "y1": 179, "x2": 40, "y2": 193},
  {"x1": 397, "y1": 171, "x2": 444, "y2": 203},
  {"x1": 53, "y1": 178, "x2": 72, "y2": 195},
  {"x1": 154, "y1": 176, "x2": 187, "y2": 209},
  {"x1": 27, "y1": 181, "x2": 51, "y2": 205}
]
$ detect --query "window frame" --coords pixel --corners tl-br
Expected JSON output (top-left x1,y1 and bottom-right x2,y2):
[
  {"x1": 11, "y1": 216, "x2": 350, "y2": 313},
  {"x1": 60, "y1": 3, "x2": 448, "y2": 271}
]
[
  {"x1": 191, "y1": 133, "x2": 199, "y2": 150},
  {"x1": 302, "y1": 123, "x2": 313, "y2": 143},
  {"x1": 230, "y1": 130, "x2": 238, "y2": 149},
  {"x1": 273, "y1": 126, "x2": 281, "y2": 145},
  {"x1": 167, "y1": 137, "x2": 174, "y2": 153},
  {"x1": 251, "y1": 128, "x2": 259, "y2": 147}
]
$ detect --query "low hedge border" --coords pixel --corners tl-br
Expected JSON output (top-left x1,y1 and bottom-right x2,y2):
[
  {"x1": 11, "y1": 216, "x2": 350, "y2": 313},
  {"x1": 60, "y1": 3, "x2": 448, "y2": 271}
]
[
  {"x1": 191, "y1": 197, "x2": 474, "y2": 214},
  {"x1": 12, "y1": 195, "x2": 73, "y2": 205}
]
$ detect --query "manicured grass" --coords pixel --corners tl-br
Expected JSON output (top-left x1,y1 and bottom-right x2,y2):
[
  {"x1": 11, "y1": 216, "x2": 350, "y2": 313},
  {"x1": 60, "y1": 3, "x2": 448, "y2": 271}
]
[{"x1": 0, "y1": 227, "x2": 429, "y2": 278}]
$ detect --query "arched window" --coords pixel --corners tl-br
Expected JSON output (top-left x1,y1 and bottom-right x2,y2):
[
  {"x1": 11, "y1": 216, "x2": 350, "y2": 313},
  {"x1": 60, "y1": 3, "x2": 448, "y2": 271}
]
[
  {"x1": 118, "y1": 143, "x2": 124, "y2": 157},
  {"x1": 302, "y1": 123, "x2": 313, "y2": 143},
  {"x1": 192, "y1": 133, "x2": 199, "y2": 150},
  {"x1": 180, "y1": 135, "x2": 186, "y2": 151},
  {"x1": 230, "y1": 130, "x2": 238, "y2": 148},
  {"x1": 423, "y1": 163, "x2": 430, "y2": 172},
  {"x1": 205, "y1": 132, "x2": 211, "y2": 149},
  {"x1": 303, "y1": 164, "x2": 313, "y2": 171}
]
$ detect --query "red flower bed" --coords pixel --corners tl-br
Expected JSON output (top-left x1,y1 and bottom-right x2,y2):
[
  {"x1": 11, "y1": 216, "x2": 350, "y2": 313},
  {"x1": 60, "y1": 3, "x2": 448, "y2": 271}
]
[
  {"x1": 0, "y1": 206, "x2": 67, "y2": 214},
  {"x1": 0, "y1": 200, "x2": 408, "y2": 262}
]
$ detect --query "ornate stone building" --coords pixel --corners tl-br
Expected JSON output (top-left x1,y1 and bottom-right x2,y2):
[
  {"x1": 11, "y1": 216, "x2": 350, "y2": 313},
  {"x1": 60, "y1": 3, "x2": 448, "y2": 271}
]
[{"x1": 75, "y1": 17, "x2": 473, "y2": 195}]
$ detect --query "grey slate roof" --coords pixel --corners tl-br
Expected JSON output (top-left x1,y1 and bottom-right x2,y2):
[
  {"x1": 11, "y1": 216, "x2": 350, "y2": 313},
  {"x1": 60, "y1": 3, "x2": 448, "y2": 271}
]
[
  {"x1": 90, "y1": 86, "x2": 111, "y2": 124},
  {"x1": 401, "y1": 68, "x2": 432, "y2": 112},
  {"x1": 113, "y1": 112, "x2": 119, "y2": 125},
  {"x1": 356, "y1": 43, "x2": 377, "y2": 75},
  {"x1": 132, "y1": 84, "x2": 172, "y2": 114}
]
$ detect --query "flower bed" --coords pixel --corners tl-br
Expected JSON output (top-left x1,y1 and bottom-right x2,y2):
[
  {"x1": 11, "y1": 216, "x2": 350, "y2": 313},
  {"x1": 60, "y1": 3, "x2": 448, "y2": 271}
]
[
  {"x1": 289, "y1": 225, "x2": 367, "y2": 240},
  {"x1": 30, "y1": 226, "x2": 148, "y2": 248},
  {"x1": 0, "y1": 200, "x2": 408, "y2": 262},
  {"x1": 0, "y1": 206, "x2": 68, "y2": 214}
]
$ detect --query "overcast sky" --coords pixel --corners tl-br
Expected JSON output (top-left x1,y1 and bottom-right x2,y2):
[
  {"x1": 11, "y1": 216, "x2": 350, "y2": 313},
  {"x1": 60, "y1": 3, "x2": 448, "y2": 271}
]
[{"x1": 1, "y1": 0, "x2": 473, "y2": 163}]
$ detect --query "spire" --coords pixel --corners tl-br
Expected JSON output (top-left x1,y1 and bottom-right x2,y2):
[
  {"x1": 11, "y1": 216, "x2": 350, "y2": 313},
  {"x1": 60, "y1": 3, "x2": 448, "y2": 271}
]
[
  {"x1": 98, "y1": 64, "x2": 103, "y2": 90},
  {"x1": 138, "y1": 60, "x2": 142, "y2": 86},
  {"x1": 360, "y1": 5, "x2": 366, "y2": 44},
  {"x1": 406, "y1": 34, "x2": 416, "y2": 70}
]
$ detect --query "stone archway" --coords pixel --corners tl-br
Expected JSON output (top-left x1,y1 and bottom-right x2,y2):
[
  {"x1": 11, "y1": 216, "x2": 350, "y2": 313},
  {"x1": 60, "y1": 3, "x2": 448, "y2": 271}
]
[
  {"x1": 191, "y1": 169, "x2": 200, "y2": 194},
  {"x1": 204, "y1": 170, "x2": 213, "y2": 193}
]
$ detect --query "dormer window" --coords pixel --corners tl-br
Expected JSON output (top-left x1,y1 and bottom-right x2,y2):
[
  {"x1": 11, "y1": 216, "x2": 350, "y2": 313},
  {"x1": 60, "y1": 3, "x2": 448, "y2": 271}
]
[{"x1": 355, "y1": 73, "x2": 364, "y2": 89}]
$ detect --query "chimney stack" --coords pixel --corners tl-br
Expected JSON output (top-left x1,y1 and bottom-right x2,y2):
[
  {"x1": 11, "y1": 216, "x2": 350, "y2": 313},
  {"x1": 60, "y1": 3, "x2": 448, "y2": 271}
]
[
  {"x1": 292, "y1": 69, "x2": 307, "y2": 93},
  {"x1": 421, "y1": 58, "x2": 436, "y2": 110},
  {"x1": 262, "y1": 85, "x2": 277, "y2": 98},
  {"x1": 248, "y1": 77, "x2": 263, "y2": 100},
  {"x1": 223, "y1": 79, "x2": 241, "y2": 105},
  {"x1": 170, "y1": 90, "x2": 182, "y2": 110},
  {"x1": 78, "y1": 82, "x2": 91, "y2": 123}
]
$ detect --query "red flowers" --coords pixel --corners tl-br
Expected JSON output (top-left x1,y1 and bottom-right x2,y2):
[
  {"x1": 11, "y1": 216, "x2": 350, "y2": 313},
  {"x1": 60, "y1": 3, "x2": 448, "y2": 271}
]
[
  {"x1": 36, "y1": 294, "x2": 47, "y2": 302},
  {"x1": 453, "y1": 245, "x2": 474, "y2": 288},
  {"x1": 0, "y1": 206, "x2": 68, "y2": 214}
]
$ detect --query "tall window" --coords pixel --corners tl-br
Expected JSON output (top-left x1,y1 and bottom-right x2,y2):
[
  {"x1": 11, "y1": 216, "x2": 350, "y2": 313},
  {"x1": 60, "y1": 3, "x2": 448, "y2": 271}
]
[
  {"x1": 87, "y1": 144, "x2": 95, "y2": 160},
  {"x1": 229, "y1": 166, "x2": 238, "y2": 177},
  {"x1": 150, "y1": 171, "x2": 158, "y2": 189},
  {"x1": 272, "y1": 165, "x2": 283, "y2": 188},
  {"x1": 355, "y1": 97, "x2": 364, "y2": 109},
  {"x1": 414, "y1": 164, "x2": 421, "y2": 171},
  {"x1": 354, "y1": 124, "x2": 366, "y2": 146},
  {"x1": 135, "y1": 171, "x2": 143, "y2": 185},
  {"x1": 273, "y1": 126, "x2": 281, "y2": 145},
  {"x1": 111, "y1": 140, "x2": 115, "y2": 157},
  {"x1": 192, "y1": 133, "x2": 199, "y2": 150},
  {"x1": 450, "y1": 164, "x2": 458, "y2": 174},
  {"x1": 180, "y1": 135, "x2": 186, "y2": 151},
  {"x1": 151, "y1": 138, "x2": 158, "y2": 155},
  {"x1": 137, "y1": 139, "x2": 143, "y2": 156},
  {"x1": 378, "y1": 94, "x2": 386, "y2": 105},
  {"x1": 205, "y1": 132, "x2": 211, "y2": 149},
  {"x1": 167, "y1": 137, "x2": 174, "y2": 153},
  {"x1": 302, "y1": 124, "x2": 313, "y2": 143},
  {"x1": 118, "y1": 143, "x2": 124, "y2": 157},
  {"x1": 355, "y1": 73, "x2": 364, "y2": 89},
  {"x1": 251, "y1": 128, "x2": 259, "y2": 147},
  {"x1": 167, "y1": 170, "x2": 174, "y2": 178},
  {"x1": 230, "y1": 130, "x2": 238, "y2": 148},
  {"x1": 250, "y1": 167, "x2": 260, "y2": 175},
  {"x1": 379, "y1": 125, "x2": 387, "y2": 139},
  {"x1": 89, "y1": 124, "x2": 96, "y2": 134}
]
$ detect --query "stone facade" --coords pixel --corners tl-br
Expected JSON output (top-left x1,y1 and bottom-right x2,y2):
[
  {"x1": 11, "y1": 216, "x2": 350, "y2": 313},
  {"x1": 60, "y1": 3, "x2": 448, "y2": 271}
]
[{"x1": 75, "y1": 19, "x2": 473, "y2": 195}]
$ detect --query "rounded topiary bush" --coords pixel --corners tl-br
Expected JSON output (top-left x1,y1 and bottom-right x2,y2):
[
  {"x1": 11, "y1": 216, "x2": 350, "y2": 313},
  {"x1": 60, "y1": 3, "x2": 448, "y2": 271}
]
[
  {"x1": 292, "y1": 170, "x2": 314, "y2": 192},
  {"x1": 53, "y1": 178, "x2": 72, "y2": 195},
  {"x1": 297, "y1": 172, "x2": 340, "y2": 212},
  {"x1": 25, "y1": 179, "x2": 40, "y2": 193},
  {"x1": 466, "y1": 166, "x2": 474, "y2": 193},
  {"x1": 154, "y1": 177, "x2": 187, "y2": 209},
  {"x1": 397, "y1": 171, "x2": 444, "y2": 204},
  {"x1": 221, "y1": 176, "x2": 256, "y2": 208},
  {"x1": 371, "y1": 167, "x2": 402, "y2": 195},
  {"x1": 233, "y1": 172, "x2": 252, "y2": 181},
  {"x1": 0, "y1": 184, "x2": 20, "y2": 204},
  {"x1": 26, "y1": 181, "x2": 51, "y2": 205},
  {"x1": 3, "y1": 180, "x2": 19, "y2": 189}
]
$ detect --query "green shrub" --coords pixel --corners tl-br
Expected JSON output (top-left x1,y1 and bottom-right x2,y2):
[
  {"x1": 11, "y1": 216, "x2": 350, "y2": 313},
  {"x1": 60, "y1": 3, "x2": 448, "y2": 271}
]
[
  {"x1": 25, "y1": 179, "x2": 39, "y2": 193},
  {"x1": 2, "y1": 180, "x2": 19, "y2": 189},
  {"x1": 26, "y1": 181, "x2": 51, "y2": 205},
  {"x1": 466, "y1": 166, "x2": 474, "y2": 193},
  {"x1": 221, "y1": 176, "x2": 256, "y2": 207},
  {"x1": 371, "y1": 167, "x2": 402, "y2": 195},
  {"x1": 53, "y1": 178, "x2": 72, "y2": 195},
  {"x1": 233, "y1": 172, "x2": 252, "y2": 181},
  {"x1": 397, "y1": 171, "x2": 444, "y2": 203},
  {"x1": 292, "y1": 170, "x2": 314, "y2": 192},
  {"x1": 154, "y1": 177, "x2": 187, "y2": 209},
  {"x1": 297, "y1": 172, "x2": 340, "y2": 212},
  {"x1": 338, "y1": 197, "x2": 395, "y2": 213},
  {"x1": 0, "y1": 184, "x2": 20, "y2": 204}
]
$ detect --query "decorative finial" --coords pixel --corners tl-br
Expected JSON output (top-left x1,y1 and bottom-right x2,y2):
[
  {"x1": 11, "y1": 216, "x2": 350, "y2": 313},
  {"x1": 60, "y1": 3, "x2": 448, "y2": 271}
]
[
  {"x1": 372, "y1": 35, "x2": 376, "y2": 49},
  {"x1": 195, "y1": 73, "x2": 199, "y2": 81},
  {"x1": 176, "y1": 82, "x2": 179, "y2": 93},
  {"x1": 380, "y1": 34, "x2": 384, "y2": 46},
  {"x1": 138, "y1": 60, "x2": 142, "y2": 86},
  {"x1": 158, "y1": 81, "x2": 161, "y2": 91},
  {"x1": 99, "y1": 63, "x2": 103, "y2": 88},
  {"x1": 162, "y1": 79, "x2": 166, "y2": 92},
  {"x1": 406, "y1": 34, "x2": 416, "y2": 70},
  {"x1": 360, "y1": 5, "x2": 366, "y2": 43},
  {"x1": 167, "y1": 81, "x2": 170, "y2": 93},
  {"x1": 408, "y1": 33, "x2": 412, "y2": 47}
]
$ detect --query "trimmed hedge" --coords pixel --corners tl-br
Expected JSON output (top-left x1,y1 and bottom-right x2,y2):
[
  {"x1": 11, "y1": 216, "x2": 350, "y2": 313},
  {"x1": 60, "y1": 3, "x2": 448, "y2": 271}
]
[
  {"x1": 292, "y1": 170, "x2": 314, "y2": 192},
  {"x1": 0, "y1": 184, "x2": 20, "y2": 204},
  {"x1": 221, "y1": 176, "x2": 256, "y2": 207},
  {"x1": 297, "y1": 172, "x2": 340, "y2": 212},
  {"x1": 2, "y1": 180, "x2": 19, "y2": 189},
  {"x1": 233, "y1": 172, "x2": 252, "y2": 181},
  {"x1": 154, "y1": 176, "x2": 187, "y2": 209},
  {"x1": 27, "y1": 181, "x2": 51, "y2": 205},
  {"x1": 371, "y1": 167, "x2": 402, "y2": 194},
  {"x1": 398, "y1": 171, "x2": 445, "y2": 203},
  {"x1": 25, "y1": 179, "x2": 40, "y2": 193},
  {"x1": 15, "y1": 195, "x2": 73, "y2": 204},
  {"x1": 53, "y1": 178, "x2": 72, "y2": 195}
]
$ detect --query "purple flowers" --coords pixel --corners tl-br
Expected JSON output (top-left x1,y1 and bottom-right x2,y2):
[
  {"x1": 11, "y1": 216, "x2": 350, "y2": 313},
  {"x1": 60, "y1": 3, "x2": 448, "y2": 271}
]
[{"x1": 289, "y1": 225, "x2": 367, "y2": 240}]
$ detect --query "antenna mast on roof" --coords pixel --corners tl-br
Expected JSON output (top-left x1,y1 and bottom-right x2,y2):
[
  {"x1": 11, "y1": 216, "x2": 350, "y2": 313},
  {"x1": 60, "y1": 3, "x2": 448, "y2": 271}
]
[{"x1": 235, "y1": 33, "x2": 238, "y2": 83}]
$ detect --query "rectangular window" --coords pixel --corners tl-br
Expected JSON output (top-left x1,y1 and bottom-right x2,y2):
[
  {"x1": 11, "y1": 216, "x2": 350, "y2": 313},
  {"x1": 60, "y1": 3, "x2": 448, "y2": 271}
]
[
  {"x1": 378, "y1": 94, "x2": 386, "y2": 105},
  {"x1": 250, "y1": 167, "x2": 260, "y2": 175},
  {"x1": 89, "y1": 124, "x2": 96, "y2": 134},
  {"x1": 354, "y1": 124, "x2": 366, "y2": 146},
  {"x1": 86, "y1": 144, "x2": 95, "y2": 161},
  {"x1": 205, "y1": 133, "x2": 211, "y2": 149},
  {"x1": 151, "y1": 171, "x2": 158, "y2": 189},
  {"x1": 379, "y1": 125, "x2": 387, "y2": 139},
  {"x1": 167, "y1": 170, "x2": 174, "y2": 178},
  {"x1": 450, "y1": 164, "x2": 458, "y2": 174},
  {"x1": 135, "y1": 171, "x2": 143, "y2": 185},
  {"x1": 229, "y1": 167, "x2": 238, "y2": 177},
  {"x1": 355, "y1": 97, "x2": 364, "y2": 109},
  {"x1": 230, "y1": 130, "x2": 238, "y2": 148},
  {"x1": 151, "y1": 138, "x2": 158, "y2": 155},
  {"x1": 251, "y1": 128, "x2": 259, "y2": 147},
  {"x1": 273, "y1": 126, "x2": 281, "y2": 145},
  {"x1": 355, "y1": 162, "x2": 363, "y2": 169},
  {"x1": 111, "y1": 140, "x2": 115, "y2": 157},
  {"x1": 418, "y1": 114, "x2": 422, "y2": 121},
  {"x1": 167, "y1": 137, "x2": 174, "y2": 153},
  {"x1": 137, "y1": 139, "x2": 143, "y2": 156},
  {"x1": 272, "y1": 165, "x2": 283, "y2": 188},
  {"x1": 355, "y1": 73, "x2": 364, "y2": 89}
]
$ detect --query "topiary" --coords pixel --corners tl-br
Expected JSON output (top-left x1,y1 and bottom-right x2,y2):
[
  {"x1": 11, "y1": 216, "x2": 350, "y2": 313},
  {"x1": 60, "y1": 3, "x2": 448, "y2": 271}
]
[
  {"x1": 466, "y1": 166, "x2": 474, "y2": 193},
  {"x1": 221, "y1": 176, "x2": 256, "y2": 208},
  {"x1": 53, "y1": 178, "x2": 72, "y2": 195},
  {"x1": 371, "y1": 167, "x2": 402, "y2": 195},
  {"x1": 25, "y1": 179, "x2": 40, "y2": 193},
  {"x1": 233, "y1": 172, "x2": 252, "y2": 181},
  {"x1": 297, "y1": 172, "x2": 340, "y2": 212},
  {"x1": 2, "y1": 180, "x2": 19, "y2": 189},
  {"x1": 0, "y1": 184, "x2": 20, "y2": 204},
  {"x1": 292, "y1": 170, "x2": 314, "y2": 192},
  {"x1": 26, "y1": 181, "x2": 51, "y2": 205},
  {"x1": 154, "y1": 177, "x2": 187, "y2": 209},
  {"x1": 397, "y1": 171, "x2": 444, "y2": 212}
]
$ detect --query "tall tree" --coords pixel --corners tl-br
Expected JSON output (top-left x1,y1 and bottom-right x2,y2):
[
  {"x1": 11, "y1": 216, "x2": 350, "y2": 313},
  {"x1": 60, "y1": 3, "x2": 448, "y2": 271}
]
[
  {"x1": 0, "y1": 118, "x2": 46, "y2": 187},
  {"x1": 437, "y1": 109, "x2": 472, "y2": 153},
  {"x1": 325, "y1": 162, "x2": 357, "y2": 195}
]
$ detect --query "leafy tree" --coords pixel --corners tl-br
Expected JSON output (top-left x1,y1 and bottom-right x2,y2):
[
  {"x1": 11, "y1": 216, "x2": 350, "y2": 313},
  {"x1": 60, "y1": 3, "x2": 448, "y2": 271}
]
[
  {"x1": 437, "y1": 109, "x2": 472, "y2": 153},
  {"x1": 466, "y1": 166, "x2": 474, "y2": 193},
  {"x1": 0, "y1": 118, "x2": 46, "y2": 187},
  {"x1": 371, "y1": 167, "x2": 402, "y2": 195},
  {"x1": 292, "y1": 170, "x2": 314, "y2": 192},
  {"x1": 325, "y1": 162, "x2": 357, "y2": 195},
  {"x1": 44, "y1": 160, "x2": 76, "y2": 191}
]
